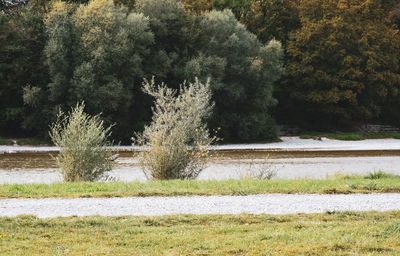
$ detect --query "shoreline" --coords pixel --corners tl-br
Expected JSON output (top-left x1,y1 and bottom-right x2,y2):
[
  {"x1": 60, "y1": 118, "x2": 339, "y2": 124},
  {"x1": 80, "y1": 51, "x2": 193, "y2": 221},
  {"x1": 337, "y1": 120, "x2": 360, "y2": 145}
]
[{"x1": 1, "y1": 136, "x2": 400, "y2": 154}]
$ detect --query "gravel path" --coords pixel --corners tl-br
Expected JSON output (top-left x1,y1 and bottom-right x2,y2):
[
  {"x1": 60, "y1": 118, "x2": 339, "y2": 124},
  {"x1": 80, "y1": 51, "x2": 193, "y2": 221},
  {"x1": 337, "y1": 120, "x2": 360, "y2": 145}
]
[{"x1": 1, "y1": 193, "x2": 400, "y2": 218}]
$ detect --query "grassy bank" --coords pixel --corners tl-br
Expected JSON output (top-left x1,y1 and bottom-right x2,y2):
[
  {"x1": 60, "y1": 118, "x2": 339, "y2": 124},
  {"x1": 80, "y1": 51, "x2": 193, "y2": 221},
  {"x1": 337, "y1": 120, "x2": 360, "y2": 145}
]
[
  {"x1": 1, "y1": 211, "x2": 399, "y2": 255},
  {"x1": 0, "y1": 137, "x2": 52, "y2": 146},
  {"x1": 1, "y1": 131, "x2": 400, "y2": 146},
  {"x1": 299, "y1": 131, "x2": 400, "y2": 140},
  {"x1": 2, "y1": 173, "x2": 400, "y2": 198},
  {"x1": 0, "y1": 138, "x2": 14, "y2": 145}
]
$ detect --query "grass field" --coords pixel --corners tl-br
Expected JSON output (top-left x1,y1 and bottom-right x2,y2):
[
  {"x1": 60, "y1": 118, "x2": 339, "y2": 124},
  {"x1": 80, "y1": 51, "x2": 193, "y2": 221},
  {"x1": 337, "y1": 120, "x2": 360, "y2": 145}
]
[
  {"x1": 1, "y1": 172, "x2": 400, "y2": 198},
  {"x1": 1, "y1": 211, "x2": 399, "y2": 255}
]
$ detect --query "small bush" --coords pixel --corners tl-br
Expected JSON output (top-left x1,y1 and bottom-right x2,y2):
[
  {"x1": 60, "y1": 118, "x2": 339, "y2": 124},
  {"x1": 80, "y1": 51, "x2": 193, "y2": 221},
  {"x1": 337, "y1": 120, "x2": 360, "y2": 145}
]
[
  {"x1": 49, "y1": 103, "x2": 114, "y2": 182},
  {"x1": 133, "y1": 77, "x2": 217, "y2": 180},
  {"x1": 251, "y1": 166, "x2": 277, "y2": 180},
  {"x1": 240, "y1": 156, "x2": 277, "y2": 180}
]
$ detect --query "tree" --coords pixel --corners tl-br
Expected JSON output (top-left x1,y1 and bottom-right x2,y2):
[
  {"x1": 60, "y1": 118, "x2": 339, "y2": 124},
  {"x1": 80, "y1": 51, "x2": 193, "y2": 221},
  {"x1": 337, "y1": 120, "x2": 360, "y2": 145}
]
[
  {"x1": 134, "y1": 78, "x2": 216, "y2": 180},
  {"x1": 178, "y1": 0, "x2": 212, "y2": 14},
  {"x1": 134, "y1": 0, "x2": 192, "y2": 87},
  {"x1": 113, "y1": 0, "x2": 135, "y2": 10},
  {"x1": 0, "y1": 0, "x2": 49, "y2": 136},
  {"x1": 0, "y1": 14, "x2": 23, "y2": 134},
  {"x1": 390, "y1": 2, "x2": 400, "y2": 29},
  {"x1": 209, "y1": 0, "x2": 300, "y2": 45},
  {"x1": 241, "y1": 0, "x2": 300, "y2": 45},
  {"x1": 23, "y1": 0, "x2": 154, "y2": 142},
  {"x1": 71, "y1": 0, "x2": 153, "y2": 138},
  {"x1": 283, "y1": 0, "x2": 400, "y2": 127},
  {"x1": 185, "y1": 10, "x2": 284, "y2": 141},
  {"x1": 211, "y1": 0, "x2": 253, "y2": 20}
]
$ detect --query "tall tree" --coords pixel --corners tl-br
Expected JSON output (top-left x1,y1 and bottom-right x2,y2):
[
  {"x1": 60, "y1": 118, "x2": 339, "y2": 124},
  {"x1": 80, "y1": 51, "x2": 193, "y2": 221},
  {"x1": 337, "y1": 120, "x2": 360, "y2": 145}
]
[
  {"x1": 178, "y1": 0, "x2": 212, "y2": 14},
  {"x1": 211, "y1": 0, "x2": 253, "y2": 20},
  {"x1": 134, "y1": 0, "x2": 191, "y2": 86},
  {"x1": 23, "y1": 0, "x2": 154, "y2": 141},
  {"x1": 284, "y1": 0, "x2": 400, "y2": 127},
  {"x1": 0, "y1": 0, "x2": 49, "y2": 136},
  {"x1": 241, "y1": 0, "x2": 300, "y2": 45},
  {"x1": 113, "y1": 0, "x2": 135, "y2": 10},
  {"x1": 186, "y1": 10, "x2": 284, "y2": 141}
]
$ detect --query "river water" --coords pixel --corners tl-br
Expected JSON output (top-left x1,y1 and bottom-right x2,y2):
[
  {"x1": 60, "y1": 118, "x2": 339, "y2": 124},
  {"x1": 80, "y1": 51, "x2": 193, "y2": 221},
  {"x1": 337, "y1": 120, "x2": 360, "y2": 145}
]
[{"x1": 1, "y1": 137, "x2": 399, "y2": 184}]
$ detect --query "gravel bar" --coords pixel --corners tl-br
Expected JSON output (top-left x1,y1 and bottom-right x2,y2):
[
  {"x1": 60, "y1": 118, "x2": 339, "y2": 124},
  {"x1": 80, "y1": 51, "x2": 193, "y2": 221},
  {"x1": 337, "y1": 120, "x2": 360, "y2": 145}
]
[
  {"x1": 1, "y1": 193, "x2": 400, "y2": 218},
  {"x1": 2, "y1": 137, "x2": 400, "y2": 153}
]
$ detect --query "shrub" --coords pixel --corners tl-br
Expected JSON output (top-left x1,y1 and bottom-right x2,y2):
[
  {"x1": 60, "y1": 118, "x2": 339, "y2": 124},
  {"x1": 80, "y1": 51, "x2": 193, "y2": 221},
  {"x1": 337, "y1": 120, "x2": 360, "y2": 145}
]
[
  {"x1": 49, "y1": 102, "x2": 114, "y2": 182},
  {"x1": 133, "y1": 77, "x2": 217, "y2": 180},
  {"x1": 239, "y1": 156, "x2": 277, "y2": 180}
]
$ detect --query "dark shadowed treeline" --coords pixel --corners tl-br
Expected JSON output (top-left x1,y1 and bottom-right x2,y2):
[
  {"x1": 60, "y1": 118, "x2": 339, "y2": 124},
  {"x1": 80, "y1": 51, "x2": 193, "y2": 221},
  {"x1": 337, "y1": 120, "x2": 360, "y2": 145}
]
[
  {"x1": 1, "y1": 0, "x2": 400, "y2": 142},
  {"x1": 206, "y1": 0, "x2": 400, "y2": 130}
]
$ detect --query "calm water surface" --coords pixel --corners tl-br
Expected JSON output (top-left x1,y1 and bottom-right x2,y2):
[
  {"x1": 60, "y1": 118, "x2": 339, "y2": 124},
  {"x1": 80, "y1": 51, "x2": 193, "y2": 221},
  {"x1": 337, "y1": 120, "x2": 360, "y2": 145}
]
[{"x1": 0, "y1": 149, "x2": 399, "y2": 184}]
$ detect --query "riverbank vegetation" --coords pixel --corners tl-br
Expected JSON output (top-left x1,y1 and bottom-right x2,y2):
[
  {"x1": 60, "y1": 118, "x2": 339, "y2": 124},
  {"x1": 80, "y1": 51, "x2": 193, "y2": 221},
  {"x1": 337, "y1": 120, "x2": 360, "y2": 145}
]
[
  {"x1": 134, "y1": 78, "x2": 216, "y2": 180},
  {"x1": 0, "y1": 137, "x2": 52, "y2": 146},
  {"x1": 1, "y1": 130, "x2": 400, "y2": 146},
  {"x1": 49, "y1": 103, "x2": 114, "y2": 182},
  {"x1": 298, "y1": 131, "x2": 400, "y2": 141},
  {"x1": 1, "y1": 172, "x2": 400, "y2": 198},
  {"x1": 1, "y1": 211, "x2": 400, "y2": 255},
  {"x1": 2, "y1": 0, "x2": 400, "y2": 143}
]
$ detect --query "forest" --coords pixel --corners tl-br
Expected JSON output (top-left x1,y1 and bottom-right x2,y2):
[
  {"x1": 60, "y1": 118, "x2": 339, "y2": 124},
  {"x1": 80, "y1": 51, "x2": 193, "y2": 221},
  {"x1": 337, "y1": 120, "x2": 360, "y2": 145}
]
[{"x1": 1, "y1": 0, "x2": 400, "y2": 143}]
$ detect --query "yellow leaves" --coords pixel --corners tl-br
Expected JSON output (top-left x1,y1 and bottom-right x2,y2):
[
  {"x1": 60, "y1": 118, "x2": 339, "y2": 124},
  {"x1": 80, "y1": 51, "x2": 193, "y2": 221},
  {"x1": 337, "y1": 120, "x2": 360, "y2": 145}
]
[
  {"x1": 74, "y1": 0, "x2": 116, "y2": 33},
  {"x1": 50, "y1": 1, "x2": 67, "y2": 11},
  {"x1": 45, "y1": 1, "x2": 70, "y2": 26},
  {"x1": 80, "y1": 0, "x2": 113, "y2": 18},
  {"x1": 337, "y1": 0, "x2": 350, "y2": 10},
  {"x1": 287, "y1": 0, "x2": 400, "y2": 120}
]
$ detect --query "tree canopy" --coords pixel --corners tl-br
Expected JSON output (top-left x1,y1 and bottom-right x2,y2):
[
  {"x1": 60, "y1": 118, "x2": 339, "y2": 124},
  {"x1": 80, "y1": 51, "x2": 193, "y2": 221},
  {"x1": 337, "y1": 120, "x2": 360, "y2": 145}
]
[
  {"x1": 185, "y1": 10, "x2": 284, "y2": 141},
  {"x1": 2, "y1": 0, "x2": 400, "y2": 142},
  {"x1": 284, "y1": 0, "x2": 400, "y2": 126}
]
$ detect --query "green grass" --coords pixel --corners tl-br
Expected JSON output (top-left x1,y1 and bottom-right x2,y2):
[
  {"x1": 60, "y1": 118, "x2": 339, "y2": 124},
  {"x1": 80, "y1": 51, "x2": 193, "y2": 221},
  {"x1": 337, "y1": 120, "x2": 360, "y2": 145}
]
[
  {"x1": 2, "y1": 173, "x2": 400, "y2": 198},
  {"x1": 1, "y1": 211, "x2": 400, "y2": 255},
  {"x1": 0, "y1": 138, "x2": 13, "y2": 145},
  {"x1": 15, "y1": 138, "x2": 52, "y2": 146},
  {"x1": 0, "y1": 137, "x2": 52, "y2": 146},
  {"x1": 299, "y1": 131, "x2": 400, "y2": 140},
  {"x1": 364, "y1": 170, "x2": 400, "y2": 179}
]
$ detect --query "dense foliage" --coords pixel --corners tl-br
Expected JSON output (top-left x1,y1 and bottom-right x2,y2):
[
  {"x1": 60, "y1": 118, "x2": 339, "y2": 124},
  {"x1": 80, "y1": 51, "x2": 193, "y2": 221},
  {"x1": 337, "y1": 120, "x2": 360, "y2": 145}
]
[
  {"x1": 1, "y1": 0, "x2": 400, "y2": 142},
  {"x1": 44, "y1": 0, "x2": 154, "y2": 141},
  {"x1": 185, "y1": 9, "x2": 283, "y2": 141},
  {"x1": 283, "y1": 0, "x2": 400, "y2": 127}
]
